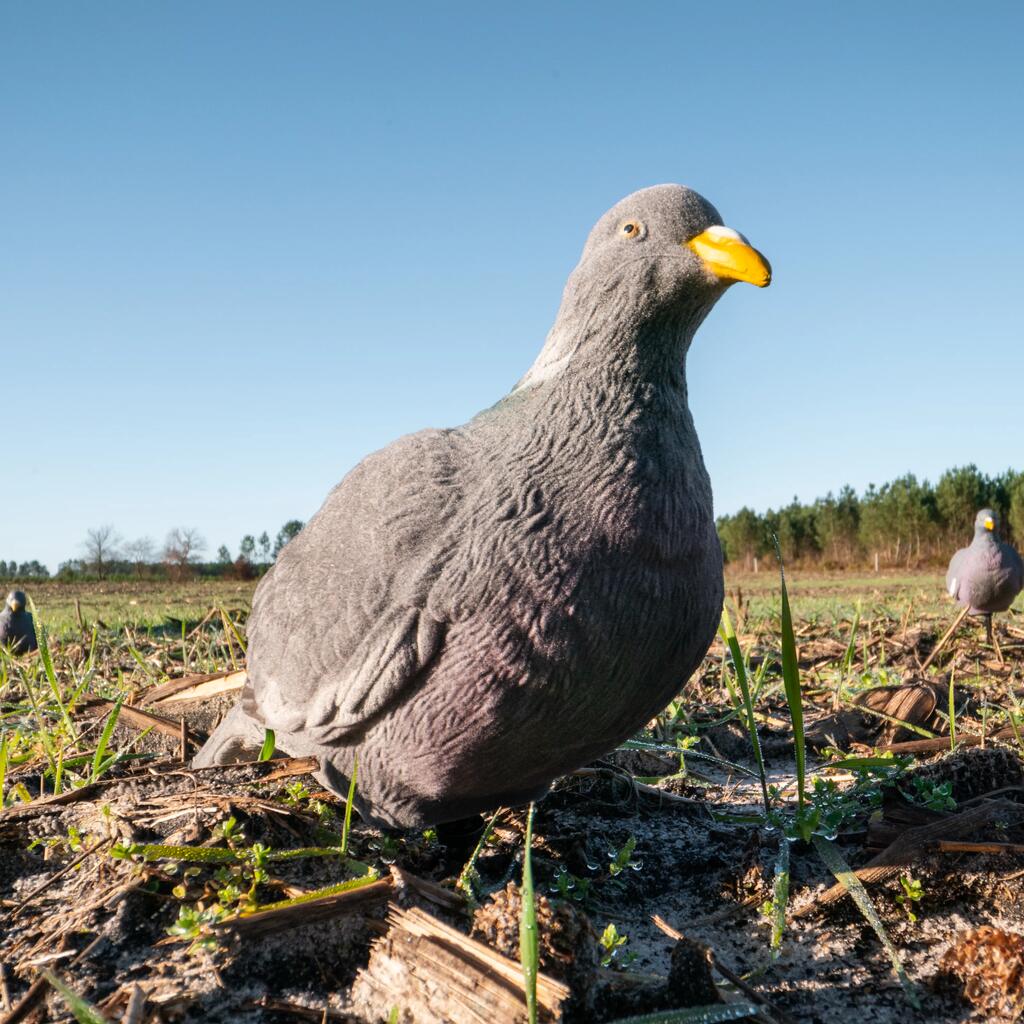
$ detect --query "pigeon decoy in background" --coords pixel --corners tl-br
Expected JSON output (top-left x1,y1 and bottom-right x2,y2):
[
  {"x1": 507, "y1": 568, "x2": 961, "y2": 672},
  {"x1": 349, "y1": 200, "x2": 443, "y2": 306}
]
[
  {"x1": 0, "y1": 590, "x2": 38, "y2": 654},
  {"x1": 195, "y1": 184, "x2": 771, "y2": 827},
  {"x1": 924, "y1": 509, "x2": 1023, "y2": 668}
]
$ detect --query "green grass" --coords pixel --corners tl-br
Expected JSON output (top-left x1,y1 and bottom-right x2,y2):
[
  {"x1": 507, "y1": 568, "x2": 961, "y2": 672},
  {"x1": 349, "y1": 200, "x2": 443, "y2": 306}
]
[
  {"x1": 0, "y1": 586, "x2": 255, "y2": 805},
  {"x1": 725, "y1": 568, "x2": 960, "y2": 621},
  {"x1": 11, "y1": 580, "x2": 256, "y2": 637}
]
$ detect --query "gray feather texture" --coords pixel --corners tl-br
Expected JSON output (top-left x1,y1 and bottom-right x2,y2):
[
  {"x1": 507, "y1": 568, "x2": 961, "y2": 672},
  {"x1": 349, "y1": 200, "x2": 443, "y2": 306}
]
[
  {"x1": 0, "y1": 590, "x2": 37, "y2": 654},
  {"x1": 195, "y1": 184, "x2": 769, "y2": 827},
  {"x1": 946, "y1": 509, "x2": 1023, "y2": 614}
]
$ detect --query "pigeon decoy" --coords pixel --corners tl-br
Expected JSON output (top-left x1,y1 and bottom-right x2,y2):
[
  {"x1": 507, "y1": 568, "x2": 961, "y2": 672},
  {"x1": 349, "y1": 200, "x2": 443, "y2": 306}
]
[
  {"x1": 195, "y1": 184, "x2": 771, "y2": 827},
  {"x1": 0, "y1": 590, "x2": 37, "y2": 654},
  {"x1": 924, "y1": 509, "x2": 1023, "y2": 668}
]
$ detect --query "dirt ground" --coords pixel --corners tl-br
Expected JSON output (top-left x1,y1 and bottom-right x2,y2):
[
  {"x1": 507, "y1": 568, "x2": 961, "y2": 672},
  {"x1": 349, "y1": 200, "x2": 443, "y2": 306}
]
[{"x1": 1, "y1": 577, "x2": 1023, "y2": 1023}]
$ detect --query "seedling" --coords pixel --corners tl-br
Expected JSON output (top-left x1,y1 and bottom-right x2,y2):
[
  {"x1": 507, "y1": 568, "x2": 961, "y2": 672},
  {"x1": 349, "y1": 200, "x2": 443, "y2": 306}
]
[
  {"x1": 549, "y1": 866, "x2": 592, "y2": 904},
  {"x1": 608, "y1": 835, "x2": 639, "y2": 876},
  {"x1": 905, "y1": 777, "x2": 956, "y2": 812},
  {"x1": 598, "y1": 923, "x2": 636, "y2": 968},
  {"x1": 895, "y1": 874, "x2": 924, "y2": 923},
  {"x1": 166, "y1": 902, "x2": 231, "y2": 953}
]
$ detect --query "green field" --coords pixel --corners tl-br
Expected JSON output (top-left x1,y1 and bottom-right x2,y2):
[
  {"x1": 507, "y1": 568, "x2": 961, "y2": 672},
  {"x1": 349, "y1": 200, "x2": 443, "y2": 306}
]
[
  {"x1": 16, "y1": 579, "x2": 258, "y2": 637},
  {"x1": 19, "y1": 569, "x2": 997, "y2": 637},
  {"x1": 725, "y1": 568, "x2": 963, "y2": 620}
]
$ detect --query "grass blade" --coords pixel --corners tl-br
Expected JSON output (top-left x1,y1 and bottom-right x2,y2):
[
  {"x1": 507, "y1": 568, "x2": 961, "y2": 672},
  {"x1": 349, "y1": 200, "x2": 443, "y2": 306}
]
[
  {"x1": 769, "y1": 837, "x2": 789, "y2": 959},
  {"x1": 520, "y1": 801, "x2": 538, "y2": 1024},
  {"x1": 241, "y1": 871, "x2": 381, "y2": 914},
  {"x1": 604, "y1": 1004, "x2": 759, "y2": 1023},
  {"x1": 719, "y1": 607, "x2": 769, "y2": 814},
  {"x1": 775, "y1": 547, "x2": 806, "y2": 816},
  {"x1": 257, "y1": 728, "x2": 275, "y2": 762},
  {"x1": 812, "y1": 835, "x2": 920, "y2": 1008},
  {"x1": 91, "y1": 697, "x2": 123, "y2": 782},
  {"x1": 28, "y1": 596, "x2": 78, "y2": 744},
  {"x1": 340, "y1": 754, "x2": 358, "y2": 855},
  {"x1": 43, "y1": 971, "x2": 111, "y2": 1024},
  {"x1": 457, "y1": 807, "x2": 503, "y2": 904},
  {"x1": 948, "y1": 668, "x2": 956, "y2": 751},
  {"x1": 219, "y1": 606, "x2": 248, "y2": 656},
  {"x1": 854, "y1": 705, "x2": 937, "y2": 739},
  {"x1": 841, "y1": 601, "x2": 861, "y2": 674},
  {"x1": 1006, "y1": 686, "x2": 1024, "y2": 753}
]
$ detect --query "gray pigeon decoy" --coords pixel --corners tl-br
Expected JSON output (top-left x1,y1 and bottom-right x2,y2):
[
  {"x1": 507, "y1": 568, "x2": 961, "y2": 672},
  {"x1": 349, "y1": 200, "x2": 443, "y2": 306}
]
[
  {"x1": 195, "y1": 184, "x2": 771, "y2": 827},
  {"x1": 947, "y1": 510, "x2": 1023, "y2": 613},
  {"x1": 942, "y1": 509, "x2": 1023, "y2": 657},
  {"x1": 925, "y1": 509, "x2": 1024, "y2": 669},
  {"x1": 0, "y1": 590, "x2": 37, "y2": 654}
]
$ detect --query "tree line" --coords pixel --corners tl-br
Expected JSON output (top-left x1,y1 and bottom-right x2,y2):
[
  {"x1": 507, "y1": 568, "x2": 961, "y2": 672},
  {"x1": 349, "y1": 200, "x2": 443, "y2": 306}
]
[
  {"x1": 718, "y1": 464, "x2": 1024, "y2": 569},
  {"x1": 7, "y1": 464, "x2": 1022, "y2": 580},
  {"x1": 0, "y1": 561, "x2": 50, "y2": 579},
  {"x1": 0, "y1": 520, "x2": 306, "y2": 582}
]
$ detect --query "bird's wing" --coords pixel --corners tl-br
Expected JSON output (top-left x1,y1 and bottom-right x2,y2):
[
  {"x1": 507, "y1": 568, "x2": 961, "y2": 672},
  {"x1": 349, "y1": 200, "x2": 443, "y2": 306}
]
[
  {"x1": 241, "y1": 427, "x2": 471, "y2": 744},
  {"x1": 0, "y1": 609, "x2": 10, "y2": 645},
  {"x1": 946, "y1": 547, "x2": 967, "y2": 598},
  {"x1": 1002, "y1": 542, "x2": 1024, "y2": 594}
]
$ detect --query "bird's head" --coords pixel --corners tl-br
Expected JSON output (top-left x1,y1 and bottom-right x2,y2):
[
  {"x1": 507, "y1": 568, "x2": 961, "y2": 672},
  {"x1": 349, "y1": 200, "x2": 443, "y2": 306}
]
[
  {"x1": 516, "y1": 184, "x2": 770, "y2": 391},
  {"x1": 976, "y1": 509, "x2": 998, "y2": 536},
  {"x1": 6, "y1": 590, "x2": 26, "y2": 613},
  {"x1": 574, "y1": 184, "x2": 770, "y2": 315}
]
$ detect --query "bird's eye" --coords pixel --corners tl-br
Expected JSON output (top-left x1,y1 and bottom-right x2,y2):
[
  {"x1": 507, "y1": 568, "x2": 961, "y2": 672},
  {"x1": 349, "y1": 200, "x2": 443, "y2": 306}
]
[{"x1": 621, "y1": 222, "x2": 642, "y2": 239}]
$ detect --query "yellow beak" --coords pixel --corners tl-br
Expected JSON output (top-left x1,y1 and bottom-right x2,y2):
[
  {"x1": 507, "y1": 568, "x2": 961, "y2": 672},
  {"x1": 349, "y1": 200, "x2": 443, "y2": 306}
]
[
  {"x1": 687, "y1": 225, "x2": 771, "y2": 288},
  {"x1": 984, "y1": 517, "x2": 995, "y2": 531},
  {"x1": 8, "y1": 599, "x2": 21, "y2": 613}
]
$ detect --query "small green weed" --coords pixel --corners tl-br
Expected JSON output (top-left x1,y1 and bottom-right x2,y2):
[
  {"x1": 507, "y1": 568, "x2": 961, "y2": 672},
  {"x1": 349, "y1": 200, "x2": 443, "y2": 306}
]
[
  {"x1": 895, "y1": 874, "x2": 924, "y2": 923},
  {"x1": 904, "y1": 777, "x2": 956, "y2": 812},
  {"x1": 598, "y1": 922, "x2": 636, "y2": 968}
]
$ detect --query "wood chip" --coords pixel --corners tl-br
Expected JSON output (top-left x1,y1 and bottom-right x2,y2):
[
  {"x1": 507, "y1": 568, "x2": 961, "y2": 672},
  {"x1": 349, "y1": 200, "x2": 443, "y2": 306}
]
[
  {"x1": 144, "y1": 670, "x2": 247, "y2": 707},
  {"x1": 350, "y1": 904, "x2": 569, "y2": 1024}
]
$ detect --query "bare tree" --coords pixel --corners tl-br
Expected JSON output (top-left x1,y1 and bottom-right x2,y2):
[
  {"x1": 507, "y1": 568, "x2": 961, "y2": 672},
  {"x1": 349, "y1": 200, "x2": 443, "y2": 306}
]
[
  {"x1": 163, "y1": 528, "x2": 207, "y2": 579},
  {"x1": 82, "y1": 525, "x2": 122, "y2": 578},
  {"x1": 123, "y1": 537, "x2": 156, "y2": 578}
]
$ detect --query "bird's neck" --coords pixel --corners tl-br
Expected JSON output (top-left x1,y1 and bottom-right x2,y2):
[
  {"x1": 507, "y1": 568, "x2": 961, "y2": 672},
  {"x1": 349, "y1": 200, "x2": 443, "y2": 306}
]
[
  {"x1": 503, "y1": 306, "x2": 715, "y2": 490},
  {"x1": 516, "y1": 276, "x2": 712, "y2": 405}
]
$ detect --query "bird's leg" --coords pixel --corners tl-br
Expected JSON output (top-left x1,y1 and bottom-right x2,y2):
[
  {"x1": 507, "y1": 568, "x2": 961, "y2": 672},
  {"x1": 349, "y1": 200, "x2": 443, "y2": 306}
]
[
  {"x1": 987, "y1": 615, "x2": 1005, "y2": 666},
  {"x1": 921, "y1": 605, "x2": 971, "y2": 672}
]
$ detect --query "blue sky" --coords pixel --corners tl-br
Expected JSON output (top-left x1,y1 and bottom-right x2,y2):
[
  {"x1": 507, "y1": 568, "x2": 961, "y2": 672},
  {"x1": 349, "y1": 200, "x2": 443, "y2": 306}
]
[{"x1": 4, "y1": 2, "x2": 1023, "y2": 572}]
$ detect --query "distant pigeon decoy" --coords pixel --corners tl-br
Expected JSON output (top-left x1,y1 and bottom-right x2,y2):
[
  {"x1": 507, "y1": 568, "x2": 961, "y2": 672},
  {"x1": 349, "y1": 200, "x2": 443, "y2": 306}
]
[
  {"x1": 0, "y1": 590, "x2": 37, "y2": 654},
  {"x1": 926, "y1": 509, "x2": 1023, "y2": 668},
  {"x1": 195, "y1": 185, "x2": 771, "y2": 827}
]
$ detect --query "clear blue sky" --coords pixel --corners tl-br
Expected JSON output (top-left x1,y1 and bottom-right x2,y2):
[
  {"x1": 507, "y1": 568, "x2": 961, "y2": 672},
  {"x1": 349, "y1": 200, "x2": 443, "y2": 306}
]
[{"x1": 4, "y1": 2, "x2": 1023, "y2": 572}]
